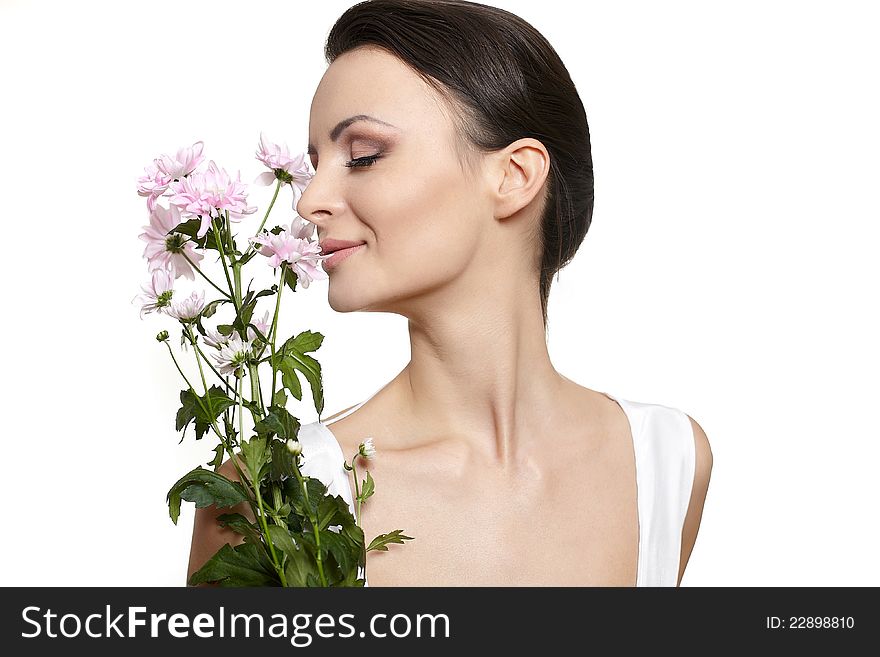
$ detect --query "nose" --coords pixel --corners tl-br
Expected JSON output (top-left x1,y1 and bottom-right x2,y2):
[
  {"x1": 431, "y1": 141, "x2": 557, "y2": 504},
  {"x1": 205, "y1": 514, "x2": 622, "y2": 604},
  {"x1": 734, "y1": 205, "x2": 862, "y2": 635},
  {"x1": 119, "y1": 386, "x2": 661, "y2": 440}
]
[{"x1": 295, "y1": 165, "x2": 345, "y2": 235}]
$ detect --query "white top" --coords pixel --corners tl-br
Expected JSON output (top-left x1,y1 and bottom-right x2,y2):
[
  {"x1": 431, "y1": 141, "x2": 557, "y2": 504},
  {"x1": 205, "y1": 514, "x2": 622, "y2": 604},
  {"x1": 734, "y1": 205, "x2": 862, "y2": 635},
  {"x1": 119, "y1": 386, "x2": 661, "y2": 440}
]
[{"x1": 296, "y1": 386, "x2": 696, "y2": 587}]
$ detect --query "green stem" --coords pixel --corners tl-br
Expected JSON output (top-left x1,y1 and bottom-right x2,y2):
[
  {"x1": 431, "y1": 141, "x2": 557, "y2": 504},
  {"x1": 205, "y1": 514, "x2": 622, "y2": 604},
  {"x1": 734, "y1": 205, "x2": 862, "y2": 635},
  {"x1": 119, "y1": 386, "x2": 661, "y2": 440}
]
[
  {"x1": 238, "y1": 376, "x2": 287, "y2": 586},
  {"x1": 181, "y1": 250, "x2": 232, "y2": 300},
  {"x1": 349, "y1": 455, "x2": 368, "y2": 579},
  {"x1": 163, "y1": 340, "x2": 255, "y2": 510},
  {"x1": 211, "y1": 215, "x2": 237, "y2": 301},
  {"x1": 195, "y1": 344, "x2": 240, "y2": 399},
  {"x1": 292, "y1": 465, "x2": 328, "y2": 587},
  {"x1": 269, "y1": 268, "x2": 285, "y2": 403},
  {"x1": 351, "y1": 456, "x2": 363, "y2": 527},
  {"x1": 187, "y1": 326, "x2": 215, "y2": 421},
  {"x1": 240, "y1": 180, "x2": 282, "y2": 264}
]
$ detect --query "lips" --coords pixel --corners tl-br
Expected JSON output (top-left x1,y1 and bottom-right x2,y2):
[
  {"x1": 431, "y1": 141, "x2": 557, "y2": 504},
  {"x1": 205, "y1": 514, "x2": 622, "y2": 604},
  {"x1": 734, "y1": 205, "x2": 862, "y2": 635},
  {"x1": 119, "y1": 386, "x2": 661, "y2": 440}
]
[
  {"x1": 322, "y1": 243, "x2": 366, "y2": 270},
  {"x1": 319, "y1": 238, "x2": 367, "y2": 255}
]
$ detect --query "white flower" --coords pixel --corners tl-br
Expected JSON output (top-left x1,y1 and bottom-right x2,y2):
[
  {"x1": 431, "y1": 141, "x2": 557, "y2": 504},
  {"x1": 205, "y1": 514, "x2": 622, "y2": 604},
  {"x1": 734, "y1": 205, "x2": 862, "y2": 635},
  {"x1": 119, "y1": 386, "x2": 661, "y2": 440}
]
[
  {"x1": 134, "y1": 268, "x2": 174, "y2": 319},
  {"x1": 358, "y1": 437, "x2": 376, "y2": 460},
  {"x1": 203, "y1": 328, "x2": 230, "y2": 350},
  {"x1": 167, "y1": 290, "x2": 206, "y2": 322},
  {"x1": 210, "y1": 334, "x2": 253, "y2": 376},
  {"x1": 286, "y1": 439, "x2": 302, "y2": 456}
]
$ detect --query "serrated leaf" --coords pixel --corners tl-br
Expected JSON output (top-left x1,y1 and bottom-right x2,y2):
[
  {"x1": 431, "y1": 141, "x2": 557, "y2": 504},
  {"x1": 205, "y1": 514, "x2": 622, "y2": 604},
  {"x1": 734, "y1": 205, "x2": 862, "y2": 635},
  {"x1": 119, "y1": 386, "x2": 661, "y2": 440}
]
[
  {"x1": 284, "y1": 538, "x2": 319, "y2": 587},
  {"x1": 239, "y1": 436, "x2": 270, "y2": 483},
  {"x1": 267, "y1": 524, "x2": 299, "y2": 561},
  {"x1": 319, "y1": 528, "x2": 356, "y2": 576},
  {"x1": 367, "y1": 529, "x2": 415, "y2": 553},
  {"x1": 216, "y1": 512, "x2": 263, "y2": 545},
  {"x1": 282, "y1": 266, "x2": 298, "y2": 292},
  {"x1": 187, "y1": 542, "x2": 279, "y2": 587},
  {"x1": 170, "y1": 218, "x2": 221, "y2": 252},
  {"x1": 358, "y1": 470, "x2": 375, "y2": 503},
  {"x1": 269, "y1": 437, "x2": 295, "y2": 482},
  {"x1": 209, "y1": 444, "x2": 225, "y2": 470},
  {"x1": 282, "y1": 475, "x2": 326, "y2": 519},
  {"x1": 271, "y1": 334, "x2": 324, "y2": 415},
  {"x1": 166, "y1": 466, "x2": 249, "y2": 525},
  {"x1": 175, "y1": 386, "x2": 236, "y2": 441},
  {"x1": 273, "y1": 389, "x2": 288, "y2": 408}
]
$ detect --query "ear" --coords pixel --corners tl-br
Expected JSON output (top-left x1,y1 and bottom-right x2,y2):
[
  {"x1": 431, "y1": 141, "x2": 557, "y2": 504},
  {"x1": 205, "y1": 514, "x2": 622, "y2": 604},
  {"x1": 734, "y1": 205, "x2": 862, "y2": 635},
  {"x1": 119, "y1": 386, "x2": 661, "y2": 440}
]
[{"x1": 490, "y1": 138, "x2": 550, "y2": 220}]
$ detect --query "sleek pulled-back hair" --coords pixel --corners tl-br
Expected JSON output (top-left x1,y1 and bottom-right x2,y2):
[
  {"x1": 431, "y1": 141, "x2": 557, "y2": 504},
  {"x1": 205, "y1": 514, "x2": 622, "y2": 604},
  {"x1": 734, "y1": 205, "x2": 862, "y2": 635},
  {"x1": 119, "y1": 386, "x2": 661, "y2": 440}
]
[{"x1": 325, "y1": 0, "x2": 594, "y2": 329}]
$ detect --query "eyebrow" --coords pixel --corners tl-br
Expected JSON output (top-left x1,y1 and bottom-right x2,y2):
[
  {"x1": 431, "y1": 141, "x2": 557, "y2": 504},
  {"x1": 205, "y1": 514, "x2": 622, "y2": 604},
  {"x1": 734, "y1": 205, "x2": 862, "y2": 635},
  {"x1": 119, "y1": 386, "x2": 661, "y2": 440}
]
[{"x1": 306, "y1": 114, "x2": 398, "y2": 155}]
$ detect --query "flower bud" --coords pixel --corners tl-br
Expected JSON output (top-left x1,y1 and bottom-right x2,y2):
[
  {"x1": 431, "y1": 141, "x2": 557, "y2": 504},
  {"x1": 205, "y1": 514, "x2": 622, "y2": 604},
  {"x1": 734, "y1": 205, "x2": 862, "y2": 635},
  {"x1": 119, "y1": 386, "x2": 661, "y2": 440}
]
[
  {"x1": 156, "y1": 330, "x2": 169, "y2": 342},
  {"x1": 358, "y1": 437, "x2": 376, "y2": 460},
  {"x1": 286, "y1": 439, "x2": 302, "y2": 456}
]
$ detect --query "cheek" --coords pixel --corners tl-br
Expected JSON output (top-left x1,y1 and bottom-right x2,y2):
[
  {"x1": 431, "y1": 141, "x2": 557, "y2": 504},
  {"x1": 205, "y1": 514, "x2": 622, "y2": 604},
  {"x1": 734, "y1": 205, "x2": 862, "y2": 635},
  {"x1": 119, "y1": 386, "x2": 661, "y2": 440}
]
[{"x1": 354, "y1": 159, "x2": 480, "y2": 265}]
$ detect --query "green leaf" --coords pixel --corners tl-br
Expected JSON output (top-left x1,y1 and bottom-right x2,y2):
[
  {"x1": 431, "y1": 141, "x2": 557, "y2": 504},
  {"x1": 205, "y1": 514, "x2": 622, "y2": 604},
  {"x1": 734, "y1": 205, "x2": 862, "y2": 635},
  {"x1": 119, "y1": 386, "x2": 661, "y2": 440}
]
[
  {"x1": 171, "y1": 217, "x2": 221, "y2": 252},
  {"x1": 216, "y1": 512, "x2": 263, "y2": 545},
  {"x1": 282, "y1": 475, "x2": 326, "y2": 520},
  {"x1": 283, "y1": 330, "x2": 325, "y2": 355},
  {"x1": 266, "y1": 524, "x2": 299, "y2": 562},
  {"x1": 284, "y1": 539, "x2": 319, "y2": 588},
  {"x1": 239, "y1": 436, "x2": 270, "y2": 483},
  {"x1": 273, "y1": 389, "x2": 288, "y2": 408},
  {"x1": 166, "y1": 466, "x2": 249, "y2": 525},
  {"x1": 187, "y1": 543, "x2": 279, "y2": 587},
  {"x1": 175, "y1": 386, "x2": 236, "y2": 440},
  {"x1": 272, "y1": 331, "x2": 326, "y2": 416},
  {"x1": 208, "y1": 444, "x2": 225, "y2": 470},
  {"x1": 200, "y1": 298, "x2": 226, "y2": 319},
  {"x1": 359, "y1": 470, "x2": 375, "y2": 503},
  {"x1": 319, "y1": 528, "x2": 357, "y2": 576},
  {"x1": 268, "y1": 437, "x2": 295, "y2": 482},
  {"x1": 367, "y1": 529, "x2": 415, "y2": 553},
  {"x1": 253, "y1": 413, "x2": 285, "y2": 439},
  {"x1": 278, "y1": 357, "x2": 303, "y2": 402},
  {"x1": 282, "y1": 266, "x2": 298, "y2": 293}
]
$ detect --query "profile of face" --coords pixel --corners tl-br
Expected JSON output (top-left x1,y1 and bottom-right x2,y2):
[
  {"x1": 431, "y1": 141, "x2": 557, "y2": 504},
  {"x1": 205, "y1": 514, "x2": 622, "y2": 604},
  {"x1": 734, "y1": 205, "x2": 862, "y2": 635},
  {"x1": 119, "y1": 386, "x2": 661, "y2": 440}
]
[{"x1": 297, "y1": 46, "x2": 547, "y2": 319}]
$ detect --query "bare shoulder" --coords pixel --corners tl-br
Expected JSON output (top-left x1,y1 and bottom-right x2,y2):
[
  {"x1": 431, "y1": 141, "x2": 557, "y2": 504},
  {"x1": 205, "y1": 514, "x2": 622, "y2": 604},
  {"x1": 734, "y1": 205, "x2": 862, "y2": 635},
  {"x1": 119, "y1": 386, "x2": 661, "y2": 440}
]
[{"x1": 678, "y1": 414, "x2": 713, "y2": 585}]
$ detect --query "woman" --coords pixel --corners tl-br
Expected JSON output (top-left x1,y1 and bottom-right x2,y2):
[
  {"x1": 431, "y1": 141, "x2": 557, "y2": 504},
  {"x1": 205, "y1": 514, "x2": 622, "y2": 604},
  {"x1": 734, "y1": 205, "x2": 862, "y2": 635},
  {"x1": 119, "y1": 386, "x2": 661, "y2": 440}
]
[{"x1": 188, "y1": 0, "x2": 713, "y2": 587}]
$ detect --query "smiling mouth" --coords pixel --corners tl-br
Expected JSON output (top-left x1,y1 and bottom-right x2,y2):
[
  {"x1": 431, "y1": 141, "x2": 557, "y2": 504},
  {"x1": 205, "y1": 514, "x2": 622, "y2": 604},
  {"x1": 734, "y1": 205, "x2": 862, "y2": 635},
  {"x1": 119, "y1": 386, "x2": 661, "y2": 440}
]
[{"x1": 322, "y1": 243, "x2": 366, "y2": 270}]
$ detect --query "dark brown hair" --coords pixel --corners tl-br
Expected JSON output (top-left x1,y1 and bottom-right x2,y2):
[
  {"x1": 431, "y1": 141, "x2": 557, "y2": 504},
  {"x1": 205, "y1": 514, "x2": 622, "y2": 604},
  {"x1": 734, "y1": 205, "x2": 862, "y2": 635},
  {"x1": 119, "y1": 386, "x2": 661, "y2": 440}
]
[{"x1": 325, "y1": 0, "x2": 594, "y2": 329}]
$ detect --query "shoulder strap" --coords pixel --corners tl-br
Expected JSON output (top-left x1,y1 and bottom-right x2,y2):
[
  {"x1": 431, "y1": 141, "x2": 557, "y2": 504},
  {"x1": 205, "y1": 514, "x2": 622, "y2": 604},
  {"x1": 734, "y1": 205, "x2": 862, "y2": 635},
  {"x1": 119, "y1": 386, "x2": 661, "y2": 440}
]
[
  {"x1": 322, "y1": 381, "x2": 389, "y2": 426},
  {"x1": 617, "y1": 397, "x2": 696, "y2": 586}
]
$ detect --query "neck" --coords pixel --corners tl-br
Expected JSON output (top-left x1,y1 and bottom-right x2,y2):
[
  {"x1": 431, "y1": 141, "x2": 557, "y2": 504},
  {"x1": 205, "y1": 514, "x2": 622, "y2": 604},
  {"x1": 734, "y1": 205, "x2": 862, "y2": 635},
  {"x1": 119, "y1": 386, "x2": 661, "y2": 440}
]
[{"x1": 393, "y1": 288, "x2": 565, "y2": 468}]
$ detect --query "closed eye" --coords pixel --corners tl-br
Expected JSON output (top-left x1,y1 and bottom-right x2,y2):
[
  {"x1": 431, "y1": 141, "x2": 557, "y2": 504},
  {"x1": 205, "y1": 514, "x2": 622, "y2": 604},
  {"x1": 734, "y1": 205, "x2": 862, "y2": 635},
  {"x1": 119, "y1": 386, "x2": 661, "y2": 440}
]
[{"x1": 344, "y1": 153, "x2": 382, "y2": 168}]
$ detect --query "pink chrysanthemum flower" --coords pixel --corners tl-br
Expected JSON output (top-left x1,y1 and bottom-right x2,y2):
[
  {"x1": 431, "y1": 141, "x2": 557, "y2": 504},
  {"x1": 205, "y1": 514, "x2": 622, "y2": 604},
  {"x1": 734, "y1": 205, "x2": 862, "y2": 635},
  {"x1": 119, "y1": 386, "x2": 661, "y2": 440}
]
[
  {"x1": 136, "y1": 141, "x2": 204, "y2": 212},
  {"x1": 167, "y1": 160, "x2": 258, "y2": 239},
  {"x1": 288, "y1": 214, "x2": 316, "y2": 241},
  {"x1": 248, "y1": 223, "x2": 328, "y2": 289},
  {"x1": 211, "y1": 334, "x2": 253, "y2": 377},
  {"x1": 135, "y1": 268, "x2": 175, "y2": 319},
  {"x1": 136, "y1": 161, "x2": 172, "y2": 213},
  {"x1": 167, "y1": 290, "x2": 206, "y2": 322},
  {"x1": 138, "y1": 203, "x2": 204, "y2": 280},
  {"x1": 156, "y1": 141, "x2": 205, "y2": 181},
  {"x1": 245, "y1": 309, "x2": 272, "y2": 342},
  {"x1": 253, "y1": 132, "x2": 313, "y2": 208}
]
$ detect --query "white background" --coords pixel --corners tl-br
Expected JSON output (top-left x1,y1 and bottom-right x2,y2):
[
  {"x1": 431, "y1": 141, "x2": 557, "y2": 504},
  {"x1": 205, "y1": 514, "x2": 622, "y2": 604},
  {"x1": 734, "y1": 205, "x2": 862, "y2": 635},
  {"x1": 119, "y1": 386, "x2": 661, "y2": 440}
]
[{"x1": 0, "y1": 0, "x2": 877, "y2": 586}]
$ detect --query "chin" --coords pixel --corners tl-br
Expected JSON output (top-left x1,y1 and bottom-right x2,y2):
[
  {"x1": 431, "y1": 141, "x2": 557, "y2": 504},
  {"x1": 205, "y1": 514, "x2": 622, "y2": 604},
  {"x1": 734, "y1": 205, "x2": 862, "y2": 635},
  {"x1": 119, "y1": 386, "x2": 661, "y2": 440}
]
[{"x1": 327, "y1": 284, "x2": 368, "y2": 313}]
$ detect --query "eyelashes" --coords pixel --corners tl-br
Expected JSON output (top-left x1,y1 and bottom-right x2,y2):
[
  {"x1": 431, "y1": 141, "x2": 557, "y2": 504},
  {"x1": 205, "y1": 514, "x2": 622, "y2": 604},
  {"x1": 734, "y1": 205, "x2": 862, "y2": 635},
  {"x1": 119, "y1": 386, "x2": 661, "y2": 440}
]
[{"x1": 344, "y1": 153, "x2": 382, "y2": 168}]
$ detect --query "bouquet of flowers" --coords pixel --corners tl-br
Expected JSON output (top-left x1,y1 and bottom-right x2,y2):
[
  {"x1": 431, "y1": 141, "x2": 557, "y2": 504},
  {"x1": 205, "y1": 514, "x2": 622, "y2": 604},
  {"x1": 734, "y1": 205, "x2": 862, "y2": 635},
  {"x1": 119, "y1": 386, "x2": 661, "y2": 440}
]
[{"x1": 134, "y1": 134, "x2": 412, "y2": 586}]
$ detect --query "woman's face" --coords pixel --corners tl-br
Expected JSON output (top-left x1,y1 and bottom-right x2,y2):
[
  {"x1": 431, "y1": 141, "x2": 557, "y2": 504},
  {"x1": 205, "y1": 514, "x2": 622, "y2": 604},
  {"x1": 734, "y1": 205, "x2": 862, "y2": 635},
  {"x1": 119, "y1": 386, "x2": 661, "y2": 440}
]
[{"x1": 297, "y1": 46, "x2": 495, "y2": 317}]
